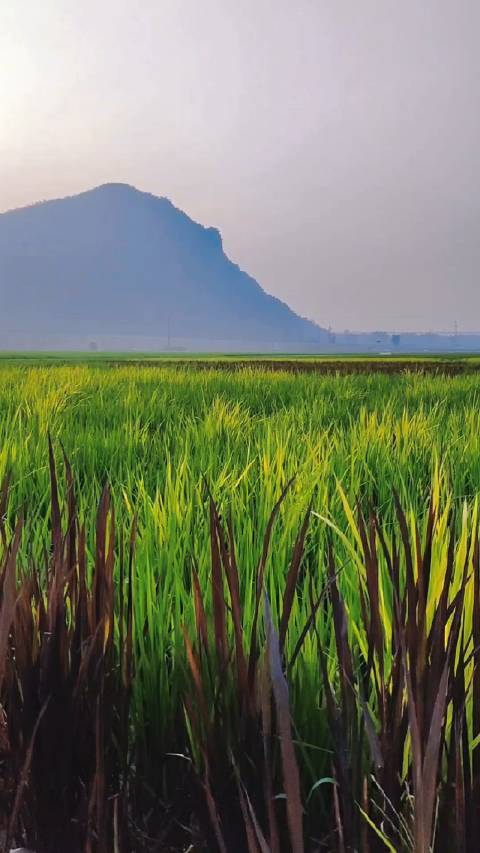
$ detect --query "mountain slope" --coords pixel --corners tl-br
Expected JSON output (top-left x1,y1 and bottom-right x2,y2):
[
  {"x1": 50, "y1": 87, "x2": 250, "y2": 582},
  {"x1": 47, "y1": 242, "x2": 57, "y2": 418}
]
[{"x1": 0, "y1": 183, "x2": 326, "y2": 347}]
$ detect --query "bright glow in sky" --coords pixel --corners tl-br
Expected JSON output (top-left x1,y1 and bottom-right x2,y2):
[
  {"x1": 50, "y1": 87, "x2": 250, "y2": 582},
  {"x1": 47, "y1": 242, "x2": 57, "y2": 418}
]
[{"x1": 1, "y1": 0, "x2": 479, "y2": 331}]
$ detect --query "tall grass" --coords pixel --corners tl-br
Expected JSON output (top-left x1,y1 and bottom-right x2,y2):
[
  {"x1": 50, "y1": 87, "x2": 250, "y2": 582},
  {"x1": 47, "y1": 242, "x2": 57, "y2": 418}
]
[{"x1": 0, "y1": 363, "x2": 480, "y2": 849}]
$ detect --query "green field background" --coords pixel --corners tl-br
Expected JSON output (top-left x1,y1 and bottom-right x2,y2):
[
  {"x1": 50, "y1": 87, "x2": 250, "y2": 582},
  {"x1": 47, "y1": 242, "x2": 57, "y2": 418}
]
[{"x1": 1, "y1": 360, "x2": 479, "y2": 774}]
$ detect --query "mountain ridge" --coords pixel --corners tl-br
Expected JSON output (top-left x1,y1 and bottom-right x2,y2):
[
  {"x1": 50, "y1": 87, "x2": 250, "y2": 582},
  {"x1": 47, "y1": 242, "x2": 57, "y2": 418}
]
[
  {"x1": 1, "y1": 184, "x2": 479, "y2": 353},
  {"x1": 0, "y1": 183, "x2": 327, "y2": 348}
]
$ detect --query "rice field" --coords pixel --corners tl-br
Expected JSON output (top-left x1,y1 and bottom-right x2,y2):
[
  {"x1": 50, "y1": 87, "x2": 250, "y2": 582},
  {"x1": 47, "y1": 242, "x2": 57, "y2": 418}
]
[{"x1": 2, "y1": 359, "x2": 480, "y2": 851}]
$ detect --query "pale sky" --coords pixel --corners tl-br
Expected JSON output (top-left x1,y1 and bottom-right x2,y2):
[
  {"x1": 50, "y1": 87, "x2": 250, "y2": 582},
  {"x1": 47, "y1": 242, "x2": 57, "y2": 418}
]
[{"x1": 1, "y1": 0, "x2": 479, "y2": 332}]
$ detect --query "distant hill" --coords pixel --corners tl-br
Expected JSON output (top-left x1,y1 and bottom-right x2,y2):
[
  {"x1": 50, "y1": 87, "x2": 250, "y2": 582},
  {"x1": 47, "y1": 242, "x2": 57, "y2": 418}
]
[
  {"x1": 0, "y1": 183, "x2": 328, "y2": 350},
  {"x1": 1, "y1": 184, "x2": 479, "y2": 353}
]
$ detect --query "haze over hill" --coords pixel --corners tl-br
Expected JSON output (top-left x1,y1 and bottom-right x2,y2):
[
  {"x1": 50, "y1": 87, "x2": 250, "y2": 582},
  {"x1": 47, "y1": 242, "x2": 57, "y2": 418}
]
[
  {"x1": 0, "y1": 183, "x2": 328, "y2": 351},
  {"x1": 0, "y1": 183, "x2": 479, "y2": 353}
]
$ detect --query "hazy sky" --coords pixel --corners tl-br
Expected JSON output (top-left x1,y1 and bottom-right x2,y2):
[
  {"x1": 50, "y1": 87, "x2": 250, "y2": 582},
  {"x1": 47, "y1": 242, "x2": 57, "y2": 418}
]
[{"x1": 1, "y1": 0, "x2": 479, "y2": 332}]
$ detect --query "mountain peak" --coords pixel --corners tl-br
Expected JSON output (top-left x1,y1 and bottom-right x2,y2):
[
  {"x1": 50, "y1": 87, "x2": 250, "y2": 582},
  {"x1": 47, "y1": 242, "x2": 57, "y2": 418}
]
[
  {"x1": 94, "y1": 181, "x2": 137, "y2": 191},
  {"x1": 84, "y1": 181, "x2": 143, "y2": 199}
]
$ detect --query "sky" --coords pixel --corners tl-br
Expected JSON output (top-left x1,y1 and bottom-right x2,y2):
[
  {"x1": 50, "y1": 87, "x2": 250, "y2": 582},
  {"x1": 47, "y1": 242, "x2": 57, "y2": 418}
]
[{"x1": 1, "y1": 0, "x2": 479, "y2": 333}]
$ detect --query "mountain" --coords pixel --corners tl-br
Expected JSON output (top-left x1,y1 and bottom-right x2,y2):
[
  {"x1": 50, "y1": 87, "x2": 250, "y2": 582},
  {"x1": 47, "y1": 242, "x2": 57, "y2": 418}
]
[{"x1": 0, "y1": 183, "x2": 328, "y2": 350}]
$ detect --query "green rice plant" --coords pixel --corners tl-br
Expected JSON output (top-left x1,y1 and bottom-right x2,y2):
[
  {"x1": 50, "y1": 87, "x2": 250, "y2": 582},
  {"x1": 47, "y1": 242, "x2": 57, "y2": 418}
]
[
  {"x1": 0, "y1": 362, "x2": 480, "y2": 850},
  {"x1": 1, "y1": 448, "x2": 480, "y2": 850}
]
